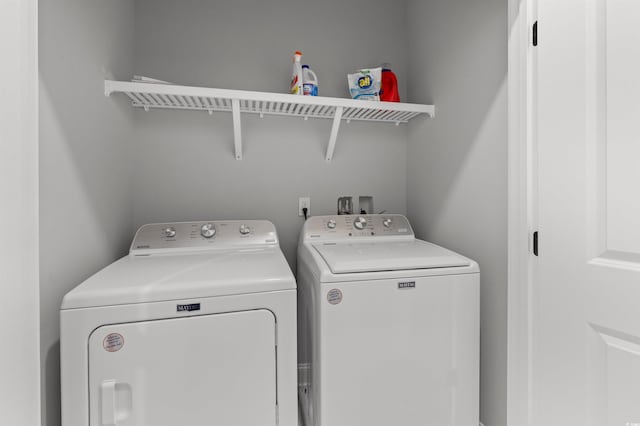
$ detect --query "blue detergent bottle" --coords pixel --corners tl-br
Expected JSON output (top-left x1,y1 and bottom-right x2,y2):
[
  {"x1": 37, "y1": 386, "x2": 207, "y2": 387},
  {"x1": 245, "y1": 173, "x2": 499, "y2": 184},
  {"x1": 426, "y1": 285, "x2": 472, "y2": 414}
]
[{"x1": 302, "y1": 65, "x2": 318, "y2": 96}]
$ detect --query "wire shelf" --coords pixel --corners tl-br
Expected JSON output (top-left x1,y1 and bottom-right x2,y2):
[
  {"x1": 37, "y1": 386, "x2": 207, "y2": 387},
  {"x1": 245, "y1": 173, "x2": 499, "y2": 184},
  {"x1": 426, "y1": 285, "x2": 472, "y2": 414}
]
[{"x1": 105, "y1": 80, "x2": 435, "y2": 160}]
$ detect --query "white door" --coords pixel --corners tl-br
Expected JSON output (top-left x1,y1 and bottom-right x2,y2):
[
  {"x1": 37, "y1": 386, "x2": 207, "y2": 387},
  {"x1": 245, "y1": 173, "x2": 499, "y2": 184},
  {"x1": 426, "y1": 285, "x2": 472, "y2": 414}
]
[
  {"x1": 89, "y1": 310, "x2": 277, "y2": 426},
  {"x1": 534, "y1": 0, "x2": 640, "y2": 424}
]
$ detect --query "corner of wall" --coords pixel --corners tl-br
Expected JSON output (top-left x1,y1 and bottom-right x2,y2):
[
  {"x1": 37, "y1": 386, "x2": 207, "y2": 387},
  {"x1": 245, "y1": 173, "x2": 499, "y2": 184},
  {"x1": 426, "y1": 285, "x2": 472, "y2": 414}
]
[
  {"x1": 404, "y1": 1, "x2": 509, "y2": 426},
  {"x1": 38, "y1": 1, "x2": 136, "y2": 425}
]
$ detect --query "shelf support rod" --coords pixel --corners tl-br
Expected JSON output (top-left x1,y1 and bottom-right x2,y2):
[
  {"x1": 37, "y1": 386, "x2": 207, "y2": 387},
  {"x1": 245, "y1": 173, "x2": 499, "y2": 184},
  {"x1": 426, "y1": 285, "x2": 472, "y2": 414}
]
[
  {"x1": 232, "y1": 99, "x2": 242, "y2": 160},
  {"x1": 326, "y1": 106, "x2": 344, "y2": 161}
]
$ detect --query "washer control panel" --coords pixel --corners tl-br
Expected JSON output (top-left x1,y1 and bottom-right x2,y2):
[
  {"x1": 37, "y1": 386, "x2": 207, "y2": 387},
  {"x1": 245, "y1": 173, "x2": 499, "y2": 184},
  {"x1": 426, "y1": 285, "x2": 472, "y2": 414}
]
[
  {"x1": 130, "y1": 220, "x2": 279, "y2": 255},
  {"x1": 303, "y1": 214, "x2": 414, "y2": 240}
]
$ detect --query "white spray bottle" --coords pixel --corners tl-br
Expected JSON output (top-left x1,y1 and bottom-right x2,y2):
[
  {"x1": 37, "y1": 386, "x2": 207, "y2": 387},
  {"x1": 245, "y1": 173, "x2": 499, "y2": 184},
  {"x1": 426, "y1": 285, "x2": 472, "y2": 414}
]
[{"x1": 290, "y1": 51, "x2": 303, "y2": 95}]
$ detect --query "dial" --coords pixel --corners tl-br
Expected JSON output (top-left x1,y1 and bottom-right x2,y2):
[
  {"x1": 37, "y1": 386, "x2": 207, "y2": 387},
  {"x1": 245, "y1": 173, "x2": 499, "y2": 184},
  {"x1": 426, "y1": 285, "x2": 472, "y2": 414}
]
[
  {"x1": 239, "y1": 224, "x2": 251, "y2": 235},
  {"x1": 200, "y1": 223, "x2": 216, "y2": 238},
  {"x1": 163, "y1": 227, "x2": 176, "y2": 238},
  {"x1": 353, "y1": 216, "x2": 367, "y2": 230},
  {"x1": 383, "y1": 218, "x2": 393, "y2": 228},
  {"x1": 327, "y1": 219, "x2": 337, "y2": 229}
]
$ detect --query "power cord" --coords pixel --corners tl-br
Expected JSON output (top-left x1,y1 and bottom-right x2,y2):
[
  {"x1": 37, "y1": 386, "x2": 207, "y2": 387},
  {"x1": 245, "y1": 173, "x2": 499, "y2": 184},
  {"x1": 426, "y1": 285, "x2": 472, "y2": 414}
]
[{"x1": 302, "y1": 207, "x2": 308, "y2": 220}]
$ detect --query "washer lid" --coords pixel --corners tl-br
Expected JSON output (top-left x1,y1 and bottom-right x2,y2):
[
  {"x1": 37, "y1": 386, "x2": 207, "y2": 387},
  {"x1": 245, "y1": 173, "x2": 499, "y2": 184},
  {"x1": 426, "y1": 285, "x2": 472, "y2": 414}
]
[
  {"x1": 312, "y1": 240, "x2": 470, "y2": 274},
  {"x1": 61, "y1": 247, "x2": 295, "y2": 310}
]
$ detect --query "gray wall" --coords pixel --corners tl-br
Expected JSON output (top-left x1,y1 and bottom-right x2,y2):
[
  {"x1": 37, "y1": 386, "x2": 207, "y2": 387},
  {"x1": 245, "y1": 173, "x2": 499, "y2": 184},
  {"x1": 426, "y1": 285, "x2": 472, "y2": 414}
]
[
  {"x1": 39, "y1": 1, "x2": 135, "y2": 425},
  {"x1": 405, "y1": 1, "x2": 508, "y2": 426},
  {"x1": 132, "y1": 0, "x2": 410, "y2": 269}
]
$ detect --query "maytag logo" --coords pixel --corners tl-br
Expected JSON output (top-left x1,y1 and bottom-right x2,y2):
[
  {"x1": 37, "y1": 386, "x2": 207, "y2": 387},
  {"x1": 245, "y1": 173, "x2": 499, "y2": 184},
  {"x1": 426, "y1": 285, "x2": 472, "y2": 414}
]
[
  {"x1": 398, "y1": 281, "x2": 416, "y2": 289},
  {"x1": 177, "y1": 303, "x2": 200, "y2": 312}
]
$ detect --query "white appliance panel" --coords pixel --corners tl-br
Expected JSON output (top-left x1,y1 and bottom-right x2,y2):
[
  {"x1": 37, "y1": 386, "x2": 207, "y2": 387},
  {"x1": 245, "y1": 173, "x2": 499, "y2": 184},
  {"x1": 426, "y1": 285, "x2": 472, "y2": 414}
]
[
  {"x1": 318, "y1": 275, "x2": 479, "y2": 426},
  {"x1": 61, "y1": 248, "x2": 295, "y2": 309},
  {"x1": 313, "y1": 240, "x2": 470, "y2": 274},
  {"x1": 88, "y1": 309, "x2": 277, "y2": 426},
  {"x1": 301, "y1": 214, "x2": 414, "y2": 241},
  {"x1": 130, "y1": 220, "x2": 279, "y2": 255}
]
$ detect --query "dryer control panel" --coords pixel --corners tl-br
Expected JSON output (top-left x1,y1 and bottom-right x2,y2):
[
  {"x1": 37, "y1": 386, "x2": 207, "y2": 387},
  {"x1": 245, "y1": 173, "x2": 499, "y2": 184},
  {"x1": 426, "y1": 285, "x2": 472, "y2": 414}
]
[
  {"x1": 302, "y1": 214, "x2": 415, "y2": 241},
  {"x1": 130, "y1": 220, "x2": 279, "y2": 255}
]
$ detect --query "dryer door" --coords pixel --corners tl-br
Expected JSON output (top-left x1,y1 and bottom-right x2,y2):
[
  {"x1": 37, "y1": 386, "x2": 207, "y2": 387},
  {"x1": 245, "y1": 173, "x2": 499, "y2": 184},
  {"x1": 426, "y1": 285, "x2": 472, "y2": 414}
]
[{"x1": 88, "y1": 309, "x2": 277, "y2": 426}]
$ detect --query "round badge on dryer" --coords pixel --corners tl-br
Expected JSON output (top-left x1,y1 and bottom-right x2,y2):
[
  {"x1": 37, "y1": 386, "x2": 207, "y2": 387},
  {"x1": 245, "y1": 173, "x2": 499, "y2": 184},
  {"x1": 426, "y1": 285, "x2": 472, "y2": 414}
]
[
  {"x1": 327, "y1": 289, "x2": 343, "y2": 305},
  {"x1": 103, "y1": 333, "x2": 124, "y2": 352}
]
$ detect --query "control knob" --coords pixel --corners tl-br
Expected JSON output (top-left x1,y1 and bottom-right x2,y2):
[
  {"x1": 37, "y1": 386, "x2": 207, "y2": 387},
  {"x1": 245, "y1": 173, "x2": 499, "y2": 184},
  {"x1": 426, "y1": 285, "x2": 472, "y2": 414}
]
[
  {"x1": 200, "y1": 223, "x2": 216, "y2": 238},
  {"x1": 353, "y1": 216, "x2": 367, "y2": 230},
  {"x1": 327, "y1": 219, "x2": 337, "y2": 229},
  {"x1": 383, "y1": 218, "x2": 393, "y2": 228},
  {"x1": 163, "y1": 227, "x2": 176, "y2": 238},
  {"x1": 239, "y1": 224, "x2": 251, "y2": 235}
]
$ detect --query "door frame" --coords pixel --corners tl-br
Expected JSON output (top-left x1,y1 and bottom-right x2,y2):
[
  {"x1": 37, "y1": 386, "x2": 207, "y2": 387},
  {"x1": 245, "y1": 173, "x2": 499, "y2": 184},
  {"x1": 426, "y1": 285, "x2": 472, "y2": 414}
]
[
  {"x1": 507, "y1": 0, "x2": 536, "y2": 425},
  {"x1": 0, "y1": 0, "x2": 40, "y2": 425}
]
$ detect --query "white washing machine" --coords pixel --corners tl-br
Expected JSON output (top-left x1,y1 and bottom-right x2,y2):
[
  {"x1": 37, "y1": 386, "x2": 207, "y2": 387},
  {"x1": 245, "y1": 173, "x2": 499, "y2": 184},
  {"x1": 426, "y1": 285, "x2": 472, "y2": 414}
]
[
  {"x1": 297, "y1": 214, "x2": 479, "y2": 426},
  {"x1": 60, "y1": 220, "x2": 297, "y2": 426}
]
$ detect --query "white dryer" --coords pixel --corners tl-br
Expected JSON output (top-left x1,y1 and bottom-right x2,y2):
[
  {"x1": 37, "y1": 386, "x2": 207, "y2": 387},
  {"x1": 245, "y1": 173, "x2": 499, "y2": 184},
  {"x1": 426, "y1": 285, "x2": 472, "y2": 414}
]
[
  {"x1": 60, "y1": 220, "x2": 297, "y2": 426},
  {"x1": 297, "y1": 214, "x2": 479, "y2": 426}
]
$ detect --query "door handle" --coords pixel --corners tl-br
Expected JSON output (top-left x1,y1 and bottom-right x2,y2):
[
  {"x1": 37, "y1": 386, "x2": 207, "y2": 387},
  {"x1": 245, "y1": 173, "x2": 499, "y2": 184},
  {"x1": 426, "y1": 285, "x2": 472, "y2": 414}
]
[{"x1": 101, "y1": 379, "x2": 117, "y2": 426}]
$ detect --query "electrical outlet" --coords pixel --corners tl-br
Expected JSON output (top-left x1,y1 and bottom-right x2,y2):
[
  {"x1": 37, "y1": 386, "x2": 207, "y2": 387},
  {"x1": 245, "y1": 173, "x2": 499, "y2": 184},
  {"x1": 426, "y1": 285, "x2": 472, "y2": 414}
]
[{"x1": 298, "y1": 197, "x2": 310, "y2": 217}]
